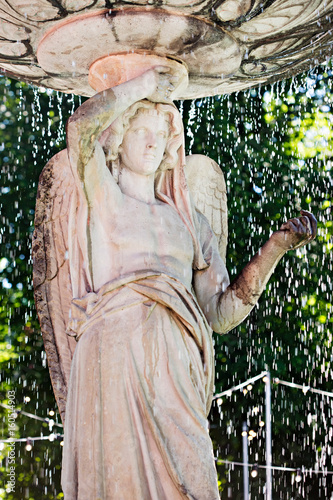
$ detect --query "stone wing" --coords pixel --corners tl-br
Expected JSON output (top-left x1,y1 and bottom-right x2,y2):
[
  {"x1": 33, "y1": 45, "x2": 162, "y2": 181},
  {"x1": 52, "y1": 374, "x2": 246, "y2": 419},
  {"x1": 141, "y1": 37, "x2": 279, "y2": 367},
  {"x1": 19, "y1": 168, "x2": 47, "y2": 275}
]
[
  {"x1": 33, "y1": 149, "x2": 76, "y2": 425},
  {"x1": 186, "y1": 154, "x2": 228, "y2": 262}
]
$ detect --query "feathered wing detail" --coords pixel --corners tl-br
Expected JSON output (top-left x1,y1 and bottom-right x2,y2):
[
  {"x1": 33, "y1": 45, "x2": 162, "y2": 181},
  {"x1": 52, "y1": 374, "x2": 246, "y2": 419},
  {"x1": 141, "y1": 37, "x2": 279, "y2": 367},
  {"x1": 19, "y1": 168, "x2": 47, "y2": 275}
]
[
  {"x1": 185, "y1": 154, "x2": 228, "y2": 262},
  {"x1": 33, "y1": 149, "x2": 77, "y2": 425}
]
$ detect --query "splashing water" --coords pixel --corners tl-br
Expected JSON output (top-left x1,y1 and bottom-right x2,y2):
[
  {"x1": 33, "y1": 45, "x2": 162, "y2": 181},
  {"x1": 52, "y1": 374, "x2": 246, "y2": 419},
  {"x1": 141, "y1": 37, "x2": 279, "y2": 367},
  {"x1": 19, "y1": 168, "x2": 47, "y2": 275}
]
[{"x1": 182, "y1": 65, "x2": 333, "y2": 498}]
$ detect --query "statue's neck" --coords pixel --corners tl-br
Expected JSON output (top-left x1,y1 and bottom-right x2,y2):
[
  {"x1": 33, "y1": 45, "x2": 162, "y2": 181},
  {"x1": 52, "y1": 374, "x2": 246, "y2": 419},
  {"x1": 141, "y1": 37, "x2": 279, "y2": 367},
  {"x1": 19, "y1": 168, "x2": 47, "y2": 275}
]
[{"x1": 118, "y1": 167, "x2": 156, "y2": 205}]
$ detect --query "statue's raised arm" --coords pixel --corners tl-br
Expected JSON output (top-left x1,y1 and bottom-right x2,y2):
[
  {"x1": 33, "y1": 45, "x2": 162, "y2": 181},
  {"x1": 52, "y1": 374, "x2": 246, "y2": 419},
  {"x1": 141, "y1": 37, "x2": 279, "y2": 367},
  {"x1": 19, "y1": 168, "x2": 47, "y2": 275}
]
[{"x1": 66, "y1": 67, "x2": 175, "y2": 201}]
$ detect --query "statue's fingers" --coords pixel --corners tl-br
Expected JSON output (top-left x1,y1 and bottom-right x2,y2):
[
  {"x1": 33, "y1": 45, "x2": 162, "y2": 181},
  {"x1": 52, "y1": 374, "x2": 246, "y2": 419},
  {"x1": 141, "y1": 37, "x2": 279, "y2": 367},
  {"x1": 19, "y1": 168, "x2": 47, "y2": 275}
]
[
  {"x1": 298, "y1": 216, "x2": 312, "y2": 236},
  {"x1": 287, "y1": 215, "x2": 314, "y2": 247},
  {"x1": 290, "y1": 217, "x2": 314, "y2": 248},
  {"x1": 169, "y1": 73, "x2": 181, "y2": 84},
  {"x1": 159, "y1": 76, "x2": 175, "y2": 91},
  {"x1": 154, "y1": 65, "x2": 171, "y2": 73},
  {"x1": 279, "y1": 220, "x2": 291, "y2": 231},
  {"x1": 290, "y1": 217, "x2": 313, "y2": 235},
  {"x1": 285, "y1": 218, "x2": 303, "y2": 229},
  {"x1": 281, "y1": 219, "x2": 311, "y2": 249},
  {"x1": 300, "y1": 210, "x2": 317, "y2": 238},
  {"x1": 280, "y1": 219, "x2": 299, "y2": 233}
]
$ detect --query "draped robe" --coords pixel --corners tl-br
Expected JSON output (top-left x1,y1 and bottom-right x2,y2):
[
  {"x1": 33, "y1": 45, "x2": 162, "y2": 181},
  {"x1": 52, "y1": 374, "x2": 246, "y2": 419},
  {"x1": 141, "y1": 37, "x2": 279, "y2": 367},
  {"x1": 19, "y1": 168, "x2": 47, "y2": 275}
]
[{"x1": 62, "y1": 271, "x2": 220, "y2": 499}]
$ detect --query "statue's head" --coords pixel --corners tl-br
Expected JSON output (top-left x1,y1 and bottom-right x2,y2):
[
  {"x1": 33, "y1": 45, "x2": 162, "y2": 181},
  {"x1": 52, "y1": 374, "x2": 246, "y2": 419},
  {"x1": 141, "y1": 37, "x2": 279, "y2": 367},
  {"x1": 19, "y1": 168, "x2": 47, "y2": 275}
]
[{"x1": 100, "y1": 100, "x2": 183, "y2": 175}]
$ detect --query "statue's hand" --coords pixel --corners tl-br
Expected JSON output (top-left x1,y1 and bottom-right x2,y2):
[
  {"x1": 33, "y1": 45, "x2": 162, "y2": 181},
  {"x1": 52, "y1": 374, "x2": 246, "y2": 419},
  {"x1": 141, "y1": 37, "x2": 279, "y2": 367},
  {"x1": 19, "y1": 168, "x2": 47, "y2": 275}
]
[
  {"x1": 140, "y1": 66, "x2": 182, "y2": 103},
  {"x1": 270, "y1": 210, "x2": 317, "y2": 252},
  {"x1": 138, "y1": 66, "x2": 169, "y2": 98}
]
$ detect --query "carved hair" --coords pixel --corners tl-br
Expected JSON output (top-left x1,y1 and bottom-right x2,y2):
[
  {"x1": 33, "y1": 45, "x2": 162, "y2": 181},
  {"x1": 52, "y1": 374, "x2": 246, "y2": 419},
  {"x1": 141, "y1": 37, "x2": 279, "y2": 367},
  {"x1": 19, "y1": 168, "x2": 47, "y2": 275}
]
[{"x1": 101, "y1": 100, "x2": 183, "y2": 175}]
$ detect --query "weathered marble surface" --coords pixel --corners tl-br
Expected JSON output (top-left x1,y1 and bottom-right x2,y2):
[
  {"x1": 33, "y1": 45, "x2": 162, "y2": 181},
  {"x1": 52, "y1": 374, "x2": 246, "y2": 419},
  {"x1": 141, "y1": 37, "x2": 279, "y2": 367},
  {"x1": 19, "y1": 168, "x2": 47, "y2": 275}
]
[
  {"x1": 1, "y1": 0, "x2": 333, "y2": 97},
  {"x1": 33, "y1": 69, "x2": 317, "y2": 498}
]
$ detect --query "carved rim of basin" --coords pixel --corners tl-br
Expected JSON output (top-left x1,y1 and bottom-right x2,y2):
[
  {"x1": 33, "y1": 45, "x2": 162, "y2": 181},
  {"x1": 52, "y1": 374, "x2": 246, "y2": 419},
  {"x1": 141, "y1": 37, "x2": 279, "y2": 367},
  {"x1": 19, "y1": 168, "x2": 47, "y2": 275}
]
[{"x1": 36, "y1": 8, "x2": 242, "y2": 100}]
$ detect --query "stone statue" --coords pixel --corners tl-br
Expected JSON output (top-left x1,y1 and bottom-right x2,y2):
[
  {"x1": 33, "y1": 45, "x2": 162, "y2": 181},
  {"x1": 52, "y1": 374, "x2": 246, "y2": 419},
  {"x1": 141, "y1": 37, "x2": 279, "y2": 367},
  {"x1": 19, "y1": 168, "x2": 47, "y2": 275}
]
[{"x1": 33, "y1": 67, "x2": 317, "y2": 499}]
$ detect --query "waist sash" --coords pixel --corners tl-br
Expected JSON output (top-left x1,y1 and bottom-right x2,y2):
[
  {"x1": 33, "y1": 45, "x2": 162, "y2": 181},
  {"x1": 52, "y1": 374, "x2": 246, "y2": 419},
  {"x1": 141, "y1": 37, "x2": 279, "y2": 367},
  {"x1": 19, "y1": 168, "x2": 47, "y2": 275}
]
[{"x1": 67, "y1": 271, "x2": 215, "y2": 413}]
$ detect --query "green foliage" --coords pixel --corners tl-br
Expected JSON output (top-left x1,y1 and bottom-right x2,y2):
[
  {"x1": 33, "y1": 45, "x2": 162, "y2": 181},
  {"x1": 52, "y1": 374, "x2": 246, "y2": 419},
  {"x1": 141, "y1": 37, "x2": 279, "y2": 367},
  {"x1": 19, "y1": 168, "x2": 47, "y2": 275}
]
[
  {"x1": 181, "y1": 67, "x2": 333, "y2": 498},
  {"x1": 0, "y1": 79, "x2": 82, "y2": 499}
]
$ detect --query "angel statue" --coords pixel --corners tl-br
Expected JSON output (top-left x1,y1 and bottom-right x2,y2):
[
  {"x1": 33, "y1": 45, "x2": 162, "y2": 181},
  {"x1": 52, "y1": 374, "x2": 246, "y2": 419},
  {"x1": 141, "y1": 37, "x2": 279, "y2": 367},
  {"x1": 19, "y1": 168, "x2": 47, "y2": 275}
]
[{"x1": 33, "y1": 66, "x2": 317, "y2": 500}]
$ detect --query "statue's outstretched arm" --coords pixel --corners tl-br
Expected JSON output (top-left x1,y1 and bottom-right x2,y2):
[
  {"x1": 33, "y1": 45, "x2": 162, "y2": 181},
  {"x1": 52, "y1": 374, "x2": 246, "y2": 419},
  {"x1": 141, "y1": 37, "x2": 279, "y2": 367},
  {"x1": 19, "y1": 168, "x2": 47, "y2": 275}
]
[{"x1": 195, "y1": 210, "x2": 317, "y2": 334}]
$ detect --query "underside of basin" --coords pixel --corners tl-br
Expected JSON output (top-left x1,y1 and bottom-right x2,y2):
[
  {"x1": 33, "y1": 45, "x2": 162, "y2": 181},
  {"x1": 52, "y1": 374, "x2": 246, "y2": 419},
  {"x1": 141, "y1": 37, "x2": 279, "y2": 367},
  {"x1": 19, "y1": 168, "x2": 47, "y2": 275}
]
[
  {"x1": 0, "y1": 0, "x2": 332, "y2": 97},
  {"x1": 36, "y1": 9, "x2": 242, "y2": 99}
]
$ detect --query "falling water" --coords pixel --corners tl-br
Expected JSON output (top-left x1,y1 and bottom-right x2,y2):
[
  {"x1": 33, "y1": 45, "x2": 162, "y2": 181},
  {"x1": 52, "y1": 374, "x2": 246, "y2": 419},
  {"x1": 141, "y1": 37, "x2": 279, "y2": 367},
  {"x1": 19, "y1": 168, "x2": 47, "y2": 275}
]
[
  {"x1": 0, "y1": 64, "x2": 332, "y2": 498},
  {"x1": 0, "y1": 80, "x2": 81, "y2": 500},
  {"x1": 181, "y1": 66, "x2": 333, "y2": 499}
]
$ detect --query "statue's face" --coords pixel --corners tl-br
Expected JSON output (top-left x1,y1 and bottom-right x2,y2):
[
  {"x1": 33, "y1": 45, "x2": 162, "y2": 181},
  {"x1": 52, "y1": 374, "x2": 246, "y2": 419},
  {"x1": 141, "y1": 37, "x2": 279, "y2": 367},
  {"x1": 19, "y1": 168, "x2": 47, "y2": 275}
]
[{"x1": 119, "y1": 112, "x2": 169, "y2": 176}]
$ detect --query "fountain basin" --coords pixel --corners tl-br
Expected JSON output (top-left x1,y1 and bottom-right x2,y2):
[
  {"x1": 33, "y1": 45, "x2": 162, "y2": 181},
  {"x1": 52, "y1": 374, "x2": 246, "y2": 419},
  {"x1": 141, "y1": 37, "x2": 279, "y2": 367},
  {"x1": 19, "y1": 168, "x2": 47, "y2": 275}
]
[{"x1": 0, "y1": 0, "x2": 332, "y2": 96}]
